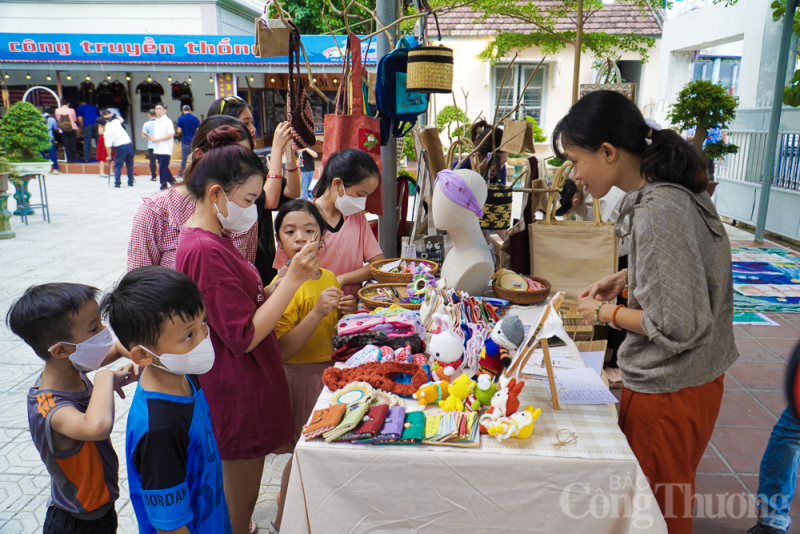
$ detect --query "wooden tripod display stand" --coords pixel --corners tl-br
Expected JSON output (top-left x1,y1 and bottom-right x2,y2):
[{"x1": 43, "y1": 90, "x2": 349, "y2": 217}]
[{"x1": 504, "y1": 292, "x2": 566, "y2": 410}]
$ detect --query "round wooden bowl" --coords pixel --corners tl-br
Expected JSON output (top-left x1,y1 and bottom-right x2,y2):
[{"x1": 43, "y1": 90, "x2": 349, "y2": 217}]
[
  {"x1": 358, "y1": 283, "x2": 423, "y2": 310},
  {"x1": 492, "y1": 276, "x2": 551, "y2": 305},
  {"x1": 370, "y1": 258, "x2": 440, "y2": 284}
]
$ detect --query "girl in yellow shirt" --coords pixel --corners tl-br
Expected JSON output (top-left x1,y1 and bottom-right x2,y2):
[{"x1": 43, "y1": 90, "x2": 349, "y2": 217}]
[{"x1": 272, "y1": 200, "x2": 358, "y2": 441}]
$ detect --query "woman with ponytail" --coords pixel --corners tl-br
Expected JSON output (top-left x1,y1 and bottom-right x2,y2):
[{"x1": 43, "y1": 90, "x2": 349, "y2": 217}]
[
  {"x1": 272, "y1": 148, "x2": 384, "y2": 297},
  {"x1": 563, "y1": 91, "x2": 738, "y2": 534},
  {"x1": 126, "y1": 115, "x2": 258, "y2": 271},
  {"x1": 175, "y1": 126, "x2": 318, "y2": 534}
]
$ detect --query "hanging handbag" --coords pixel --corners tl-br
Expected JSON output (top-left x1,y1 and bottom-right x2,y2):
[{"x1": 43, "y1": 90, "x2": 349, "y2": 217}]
[
  {"x1": 407, "y1": 11, "x2": 453, "y2": 94},
  {"x1": 499, "y1": 119, "x2": 536, "y2": 155},
  {"x1": 323, "y1": 32, "x2": 384, "y2": 215},
  {"x1": 529, "y1": 162, "x2": 619, "y2": 304},
  {"x1": 481, "y1": 180, "x2": 513, "y2": 231},
  {"x1": 579, "y1": 59, "x2": 636, "y2": 102},
  {"x1": 286, "y1": 21, "x2": 316, "y2": 149},
  {"x1": 254, "y1": 1, "x2": 291, "y2": 59}
]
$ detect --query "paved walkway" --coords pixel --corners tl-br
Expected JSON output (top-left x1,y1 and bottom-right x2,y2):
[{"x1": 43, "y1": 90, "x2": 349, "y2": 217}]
[{"x1": 0, "y1": 174, "x2": 798, "y2": 534}]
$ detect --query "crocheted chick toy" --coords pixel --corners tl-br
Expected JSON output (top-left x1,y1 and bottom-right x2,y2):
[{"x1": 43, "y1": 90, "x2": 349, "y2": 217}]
[
  {"x1": 486, "y1": 405, "x2": 542, "y2": 443},
  {"x1": 439, "y1": 373, "x2": 476, "y2": 412},
  {"x1": 413, "y1": 381, "x2": 449, "y2": 407}
]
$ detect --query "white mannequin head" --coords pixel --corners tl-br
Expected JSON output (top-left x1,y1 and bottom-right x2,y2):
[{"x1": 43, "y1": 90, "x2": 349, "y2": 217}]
[{"x1": 432, "y1": 169, "x2": 487, "y2": 231}]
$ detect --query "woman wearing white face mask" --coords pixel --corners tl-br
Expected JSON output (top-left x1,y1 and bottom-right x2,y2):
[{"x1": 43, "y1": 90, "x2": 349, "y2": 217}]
[
  {"x1": 175, "y1": 125, "x2": 319, "y2": 534},
  {"x1": 272, "y1": 148, "x2": 384, "y2": 298}
]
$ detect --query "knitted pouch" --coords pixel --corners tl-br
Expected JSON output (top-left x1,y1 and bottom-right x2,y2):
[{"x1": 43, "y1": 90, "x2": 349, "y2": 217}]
[{"x1": 302, "y1": 403, "x2": 347, "y2": 440}]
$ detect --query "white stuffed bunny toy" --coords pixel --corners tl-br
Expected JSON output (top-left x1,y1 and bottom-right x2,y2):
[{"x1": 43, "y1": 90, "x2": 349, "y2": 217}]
[{"x1": 427, "y1": 313, "x2": 465, "y2": 382}]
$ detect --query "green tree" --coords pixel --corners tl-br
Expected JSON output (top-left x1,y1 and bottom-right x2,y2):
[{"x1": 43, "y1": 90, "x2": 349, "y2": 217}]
[
  {"x1": 666, "y1": 80, "x2": 739, "y2": 159},
  {"x1": 466, "y1": 0, "x2": 659, "y2": 103},
  {"x1": 0, "y1": 102, "x2": 51, "y2": 162},
  {"x1": 771, "y1": 0, "x2": 800, "y2": 106}
]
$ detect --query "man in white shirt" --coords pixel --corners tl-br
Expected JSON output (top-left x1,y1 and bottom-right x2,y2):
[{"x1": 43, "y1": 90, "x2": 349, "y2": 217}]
[
  {"x1": 146, "y1": 102, "x2": 175, "y2": 190},
  {"x1": 101, "y1": 109, "x2": 134, "y2": 188},
  {"x1": 141, "y1": 109, "x2": 157, "y2": 182}
]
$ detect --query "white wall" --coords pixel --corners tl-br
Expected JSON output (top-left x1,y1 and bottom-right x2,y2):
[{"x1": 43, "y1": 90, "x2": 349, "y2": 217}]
[
  {"x1": 656, "y1": 0, "x2": 790, "y2": 114},
  {"x1": 430, "y1": 37, "x2": 662, "y2": 158},
  {"x1": 0, "y1": 1, "x2": 256, "y2": 36}
]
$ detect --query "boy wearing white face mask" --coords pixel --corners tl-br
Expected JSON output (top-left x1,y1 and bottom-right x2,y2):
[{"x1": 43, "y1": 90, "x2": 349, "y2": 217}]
[
  {"x1": 272, "y1": 148, "x2": 385, "y2": 299},
  {"x1": 100, "y1": 266, "x2": 231, "y2": 534},
  {"x1": 6, "y1": 283, "x2": 136, "y2": 534}
]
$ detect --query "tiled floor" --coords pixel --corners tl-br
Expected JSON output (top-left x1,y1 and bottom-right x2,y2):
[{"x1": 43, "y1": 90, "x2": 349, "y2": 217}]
[
  {"x1": 0, "y1": 174, "x2": 283, "y2": 533},
  {"x1": 0, "y1": 174, "x2": 798, "y2": 533}
]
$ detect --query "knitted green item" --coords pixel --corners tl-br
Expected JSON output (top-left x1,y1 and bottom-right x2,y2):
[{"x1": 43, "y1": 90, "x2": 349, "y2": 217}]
[{"x1": 474, "y1": 375, "x2": 497, "y2": 407}]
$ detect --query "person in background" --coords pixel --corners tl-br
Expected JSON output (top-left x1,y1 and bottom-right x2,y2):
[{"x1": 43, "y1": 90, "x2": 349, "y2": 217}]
[
  {"x1": 6, "y1": 283, "x2": 137, "y2": 534},
  {"x1": 95, "y1": 117, "x2": 111, "y2": 179},
  {"x1": 747, "y1": 341, "x2": 800, "y2": 534},
  {"x1": 102, "y1": 109, "x2": 135, "y2": 188},
  {"x1": 141, "y1": 109, "x2": 158, "y2": 182},
  {"x1": 101, "y1": 267, "x2": 232, "y2": 534},
  {"x1": 299, "y1": 148, "x2": 316, "y2": 200},
  {"x1": 273, "y1": 148, "x2": 384, "y2": 298},
  {"x1": 207, "y1": 95, "x2": 257, "y2": 139},
  {"x1": 176, "y1": 104, "x2": 200, "y2": 179},
  {"x1": 77, "y1": 100, "x2": 100, "y2": 161},
  {"x1": 253, "y1": 122, "x2": 301, "y2": 284},
  {"x1": 42, "y1": 108, "x2": 61, "y2": 175},
  {"x1": 555, "y1": 177, "x2": 626, "y2": 222},
  {"x1": 176, "y1": 125, "x2": 318, "y2": 534},
  {"x1": 456, "y1": 119, "x2": 508, "y2": 182},
  {"x1": 127, "y1": 115, "x2": 258, "y2": 271},
  {"x1": 570, "y1": 90, "x2": 739, "y2": 534},
  {"x1": 55, "y1": 98, "x2": 78, "y2": 163},
  {"x1": 147, "y1": 102, "x2": 175, "y2": 191}
]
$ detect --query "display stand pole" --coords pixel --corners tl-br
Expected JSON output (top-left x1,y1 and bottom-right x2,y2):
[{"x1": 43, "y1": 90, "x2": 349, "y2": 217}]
[
  {"x1": 540, "y1": 338, "x2": 561, "y2": 410},
  {"x1": 376, "y1": 0, "x2": 398, "y2": 257}
]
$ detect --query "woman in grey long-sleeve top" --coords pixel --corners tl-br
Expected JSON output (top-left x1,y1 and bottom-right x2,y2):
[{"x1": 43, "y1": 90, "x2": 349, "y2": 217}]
[{"x1": 553, "y1": 90, "x2": 739, "y2": 534}]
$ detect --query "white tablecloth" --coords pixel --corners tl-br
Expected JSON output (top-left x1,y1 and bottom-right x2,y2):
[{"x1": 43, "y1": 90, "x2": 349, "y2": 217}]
[{"x1": 282, "y1": 380, "x2": 667, "y2": 533}]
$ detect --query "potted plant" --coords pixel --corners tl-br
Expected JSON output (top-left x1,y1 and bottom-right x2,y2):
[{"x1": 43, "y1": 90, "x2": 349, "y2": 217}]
[
  {"x1": 0, "y1": 152, "x2": 11, "y2": 194},
  {"x1": 0, "y1": 101, "x2": 53, "y2": 177},
  {"x1": 667, "y1": 80, "x2": 739, "y2": 187}
]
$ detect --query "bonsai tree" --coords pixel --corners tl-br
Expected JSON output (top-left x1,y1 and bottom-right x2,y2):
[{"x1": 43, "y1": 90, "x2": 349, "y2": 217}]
[
  {"x1": 0, "y1": 102, "x2": 51, "y2": 162},
  {"x1": 436, "y1": 105, "x2": 472, "y2": 147},
  {"x1": 666, "y1": 80, "x2": 739, "y2": 159}
]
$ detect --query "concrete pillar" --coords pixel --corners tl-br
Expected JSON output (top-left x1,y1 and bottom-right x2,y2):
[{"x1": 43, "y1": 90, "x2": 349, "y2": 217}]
[{"x1": 711, "y1": 57, "x2": 721, "y2": 83}]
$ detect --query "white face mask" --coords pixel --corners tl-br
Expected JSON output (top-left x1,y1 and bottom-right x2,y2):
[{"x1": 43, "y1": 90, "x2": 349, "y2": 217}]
[
  {"x1": 51, "y1": 328, "x2": 115, "y2": 372},
  {"x1": 334, "y1": 184, "x2": 367, "y2": 216},
  {"x1": 215, "y1": 190, "x2": 258, "y2": 233},
  {"x1": 140, "y1": 335, "x2": 215, "y2": 376}
]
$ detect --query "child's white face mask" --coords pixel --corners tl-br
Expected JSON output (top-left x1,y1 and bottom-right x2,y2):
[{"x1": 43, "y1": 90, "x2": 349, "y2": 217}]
[
  {"x1": 50, "y1": 328, "x2": 115, "y2": 372},
  {"x1": 140, "y1": 335, "x2": 215, "y2": 376}
]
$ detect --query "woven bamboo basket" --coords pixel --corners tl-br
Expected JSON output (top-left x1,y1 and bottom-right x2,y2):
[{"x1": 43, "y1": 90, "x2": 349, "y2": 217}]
[
  {"x1": 406, "y1": 12, "x2": 453, "y2": 93},
  {"x1": 491, "y1": 276, "x2": 551, "y2": 305},
  {"x1": 370, "y1": 258, "x2": 439, "y2": 284},
  {"x1": 358, "y1": 284, "x2": 423, "y2": 311}
]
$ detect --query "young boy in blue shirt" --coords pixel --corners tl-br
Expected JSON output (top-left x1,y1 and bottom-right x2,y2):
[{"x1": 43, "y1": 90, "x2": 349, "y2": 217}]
[
  {"x1": 6, "y1": 283, "x2": 137, "y2": 534},
  {"x1": 100, "y1": 266, "x2": 231, "y2": 534}
]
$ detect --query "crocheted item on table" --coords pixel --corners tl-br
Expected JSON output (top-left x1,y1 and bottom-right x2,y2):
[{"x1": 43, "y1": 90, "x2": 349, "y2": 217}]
[
  {"x1": 332, "y1": 334, "x2": 426, "y2": 361},
  {"x1": 322, "y1": 361, "x2": 429, "y2": 397},
  {"x1": 344, "y1": 345, "x2": 382, "y2": 368},
  {"x1": 491, "y1": 315, "x2": 525, "y2": 351}
]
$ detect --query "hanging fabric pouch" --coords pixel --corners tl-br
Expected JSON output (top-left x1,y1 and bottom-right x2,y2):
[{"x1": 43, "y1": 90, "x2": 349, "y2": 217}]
[
  {"x1": 287, "y1": 21, "x2": 316, "y2": 149},
  {"x1": 254, "y1": 2, "x2": 291, "y2": 59}
]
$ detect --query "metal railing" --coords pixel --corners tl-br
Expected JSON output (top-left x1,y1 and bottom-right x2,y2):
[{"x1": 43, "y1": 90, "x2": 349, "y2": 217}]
[{"x1": 716, "y1": 129, "x2": 800, "y2": 191}]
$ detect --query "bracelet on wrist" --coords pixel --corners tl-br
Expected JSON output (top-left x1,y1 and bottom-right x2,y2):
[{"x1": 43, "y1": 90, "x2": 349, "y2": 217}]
[
  {"x1": 594, "y1": 302, "x2": 607, "y2": 326},
  {"x1": 267, "y1": 174, "x2": 283, "y2": 180},
  {"x1": 285, "y1": 167, "x2": 298, "y2": 173},
  {"x1": 611, "y1": 304, "x2": 626, "y2": 330}
]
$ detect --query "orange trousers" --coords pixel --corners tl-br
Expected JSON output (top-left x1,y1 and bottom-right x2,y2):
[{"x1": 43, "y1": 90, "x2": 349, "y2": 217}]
[{"x1": 619, "y1": 375, "x2": 724, "y2": 534}]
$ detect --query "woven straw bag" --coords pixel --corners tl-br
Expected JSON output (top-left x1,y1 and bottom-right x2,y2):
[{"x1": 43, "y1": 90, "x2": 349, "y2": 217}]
[
  {"x1": 407, "y1": 11, "x2": 453, "y2": 94},
  {"x1": 579, "y1": 59, "x2": 636, "y2": 102},
  {"x1": 286, "y1": 21, "x2": 316, "y2": 149},
  {"x1": 254, "y1": 1, "x2": 290, "y2": 58}
]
